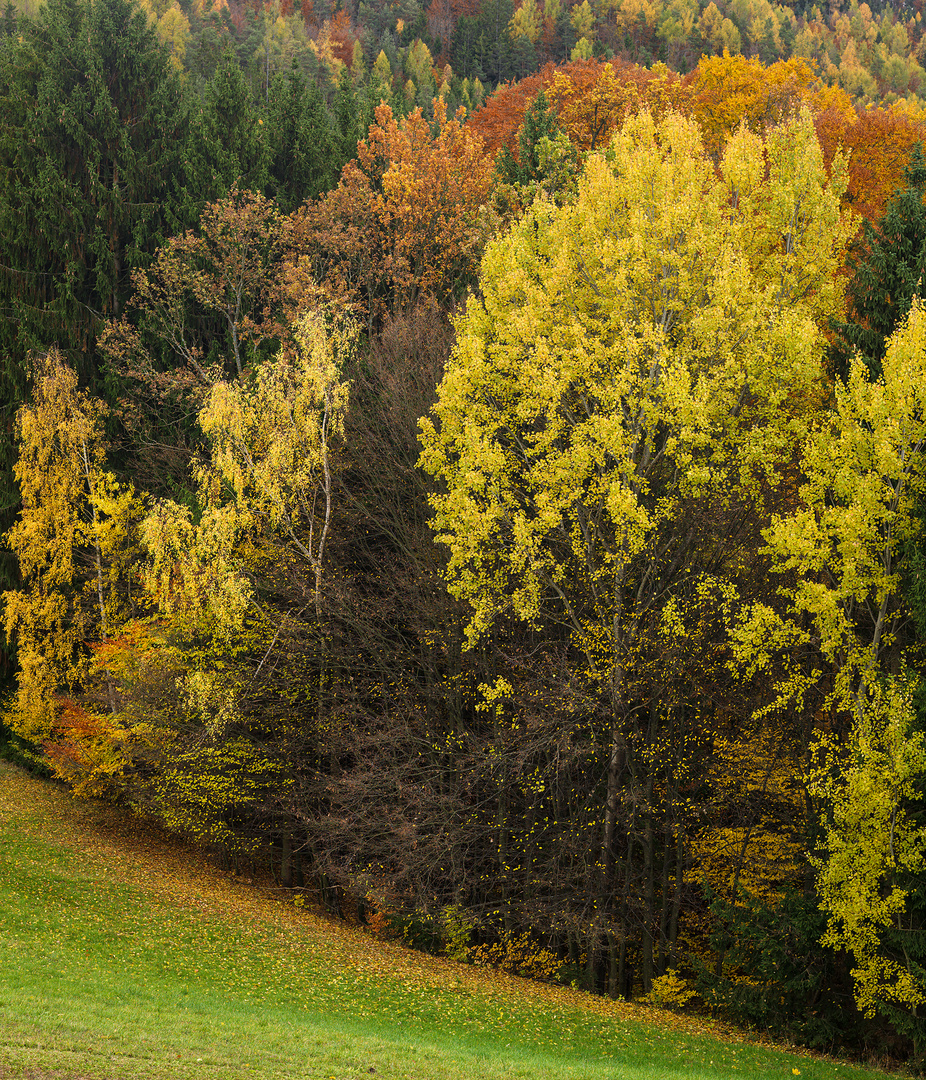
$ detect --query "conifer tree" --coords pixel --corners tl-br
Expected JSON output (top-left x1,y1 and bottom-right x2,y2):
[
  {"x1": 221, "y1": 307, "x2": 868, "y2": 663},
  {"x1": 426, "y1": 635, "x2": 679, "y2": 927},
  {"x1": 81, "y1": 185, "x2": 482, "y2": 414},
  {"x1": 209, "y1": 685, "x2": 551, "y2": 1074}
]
[
  {"x1": 194, "y1": 48, "x2": 268, "y2": 203},
  {"x1": 495, "y1": 90, "x2": 561, "y2": 185},
  {"x1": 0, "y1": 0, "x2": 195, "y2": 587},
  {"x1": 334, "y1": 64, "x2": 367, "y2": 172},
  {"x1": 0, "y1": 0, "x2": 194, "y2": 380},
  {"x1": 832, "y1": 144, "x2": 926, "y2": 380},
  {"x1": 266, "y1": 67, "x2": 337, "y2": 211}
]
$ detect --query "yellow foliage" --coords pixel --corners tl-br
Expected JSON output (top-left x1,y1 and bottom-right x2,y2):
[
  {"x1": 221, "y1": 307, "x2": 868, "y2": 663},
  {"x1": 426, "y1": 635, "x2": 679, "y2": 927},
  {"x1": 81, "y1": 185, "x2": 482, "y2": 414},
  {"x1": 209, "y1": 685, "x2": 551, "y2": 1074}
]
[
  {"x1": 689, "y1": 53, "x2": 851, "y2": 155},
  {"x1": 141, "y1": 500, "x2": 252, "y2": 639},
  {"x1": 510, "y1": 0, "x2": 542, "y2": 44},
  {"x1": 156, "y1": 4, "x2": 190, "y2": 71},
  {"x1": 730, "y1": 292, "x2": 926, "y2": 1024},
  {"x1": 809, "y1": 679, "x2": 926, "y2": 1017},
  {"x1": 197, "y1": 307, "x2": 354, "y2": 614},
  {"x1": 4, "y1": 352, "x2": 144, "y2": 756},
  {"x1": 468, "y1": 930, "x2": 562, "y2": 981},
  {"x1": 421, "y1": 109, "x2": 852, "y2": 653},
  {"x1": 735, "y1": 298, "x2": 926, "y2": 715},
  {"x1": 643, "y1": 969, "x2": 698, "y2": 1008},
  {"x1": 689, "y1": 726, "x2": 806, "y2": 903}
]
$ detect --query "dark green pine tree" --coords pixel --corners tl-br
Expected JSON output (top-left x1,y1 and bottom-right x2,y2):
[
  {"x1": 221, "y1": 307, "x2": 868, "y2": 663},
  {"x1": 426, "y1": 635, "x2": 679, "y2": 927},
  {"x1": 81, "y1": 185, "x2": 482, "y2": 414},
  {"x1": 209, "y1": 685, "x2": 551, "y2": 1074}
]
[
  {"x1": 832, "y1": 143, "x2": 926, "y2": 381},
  {"x1": 265, "y1": 66, "x2": 337, "y2": 213},
  {"x1": 193, "y1": 47, "x2": 268, "y2": 203},
  {"x1": 450, "y1": 17, "x2": 488, "y2": 81},
  {"x1": 479, "y1": 0, "x2": 516, "y2": 84},
  {"x1": 496, "y1": 90, "x2": 561, "y2": 187},
  {"x1": 0, "y1": 0, "x2": 194, "y2": 385},
  {"x1": 333, "y1": 65, "x2": 367, "y2": 175}
]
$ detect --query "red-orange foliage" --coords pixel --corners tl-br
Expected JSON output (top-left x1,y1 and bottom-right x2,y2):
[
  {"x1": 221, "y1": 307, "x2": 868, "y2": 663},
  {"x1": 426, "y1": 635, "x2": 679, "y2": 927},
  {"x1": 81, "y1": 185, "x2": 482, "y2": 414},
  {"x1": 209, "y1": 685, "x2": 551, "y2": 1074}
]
[
  {"x1": 473, "y1": 53, "x2": 926, "y2": 243},
  {"x1": 466, "y1": 66, "x2": 554, "y2": 157},
  {"x1": 468, "y1": 59, "x2": 685, "y2": 158},
  {"x1": 290, "y1": 101, "x2": 494, "y2": 322},
  {"x1": 41, "y1": 697, "x2": 125, "y2": 797},
  {"x1": 329, "y1": 9, "x2": 356, "y2": 66},
  {"x1": 815, "y1": 105, "x2": 926, "y2": 227}
]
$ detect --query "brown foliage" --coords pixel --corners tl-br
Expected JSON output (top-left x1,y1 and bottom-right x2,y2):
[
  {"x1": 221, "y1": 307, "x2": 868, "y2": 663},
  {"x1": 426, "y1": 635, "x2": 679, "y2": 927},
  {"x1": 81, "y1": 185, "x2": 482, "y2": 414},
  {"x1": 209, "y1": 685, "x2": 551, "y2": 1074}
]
[
  {"x1": 100, "y1": 187, "x2": 291, "y2": 490},
  {"x1": 329, "y1": 9, "x2": 357, "y2": 66},
  {"x1": 815, "y1": 104, "x2": 926, "y2": 227},
  {"x1": 467, "y1": 66, "x2": 555, "y2": 157}
]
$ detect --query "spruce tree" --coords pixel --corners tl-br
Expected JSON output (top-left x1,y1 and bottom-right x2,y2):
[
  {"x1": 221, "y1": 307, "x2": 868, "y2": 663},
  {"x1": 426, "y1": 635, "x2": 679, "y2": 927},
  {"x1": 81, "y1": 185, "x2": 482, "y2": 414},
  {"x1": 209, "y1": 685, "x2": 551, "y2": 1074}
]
[
  {"x1": 832, "y1": 143, "x2": 926, "y2": 380},
  {"x1": 0, "y1": 0, "x2": 194, "y2": 384},
  {"x1": 266, "y1": 66, "x2": 336, "y2": 212},
  {"x1": 333, "y1": 64, "x2": 366, "y2": 174},
  {"x1": 194, "y1": 48, "x2": 268, "y2": 203},
  {"x1": 496, "y1": 90, "x2": 561, "y2": 187},
  {"x1": 0, "y1": 0, "x2": 195, "y2": 585}
]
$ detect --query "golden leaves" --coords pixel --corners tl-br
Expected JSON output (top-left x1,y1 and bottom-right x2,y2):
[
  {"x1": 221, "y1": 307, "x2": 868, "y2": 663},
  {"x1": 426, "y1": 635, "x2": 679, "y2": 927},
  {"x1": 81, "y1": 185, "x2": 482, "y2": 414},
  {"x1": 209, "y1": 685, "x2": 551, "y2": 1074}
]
[
  {"x1": 4, "y1": 350, "x2": 144, "y2": 759},
  {"x1": 421, "y1": 109, "x2": 851, "y2": 657},
  {"x1": 808, "y1": 679, "x2": 926, "y2": 1016}
]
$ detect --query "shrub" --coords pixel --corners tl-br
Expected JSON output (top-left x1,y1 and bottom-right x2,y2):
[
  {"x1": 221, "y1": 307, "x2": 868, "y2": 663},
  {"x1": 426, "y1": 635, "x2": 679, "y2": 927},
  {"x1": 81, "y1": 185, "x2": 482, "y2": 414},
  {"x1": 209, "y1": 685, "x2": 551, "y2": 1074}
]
[
  {"x1": 468, "y1": 929, "x2": 561, "y2": 982},
  {"x1": 644, "y1": 969, "x2": 697, "y2": 1009}
]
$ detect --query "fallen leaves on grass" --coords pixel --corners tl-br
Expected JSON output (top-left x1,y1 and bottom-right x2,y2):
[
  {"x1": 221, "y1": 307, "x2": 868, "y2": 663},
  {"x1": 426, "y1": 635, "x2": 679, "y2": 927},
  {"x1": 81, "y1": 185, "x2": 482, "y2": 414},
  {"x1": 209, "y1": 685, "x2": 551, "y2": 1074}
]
[{"x1": 0, "y1": 762, "x2": 864, "y2": 1078}]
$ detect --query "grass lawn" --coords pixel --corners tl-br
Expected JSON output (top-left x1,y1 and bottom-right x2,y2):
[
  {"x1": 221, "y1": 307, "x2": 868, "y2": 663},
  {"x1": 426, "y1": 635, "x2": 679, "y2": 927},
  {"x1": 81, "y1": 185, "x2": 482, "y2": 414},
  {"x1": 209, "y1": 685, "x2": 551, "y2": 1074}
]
[{"x1": 0, "y1": 761, "x2": 906, "y2": 1080}]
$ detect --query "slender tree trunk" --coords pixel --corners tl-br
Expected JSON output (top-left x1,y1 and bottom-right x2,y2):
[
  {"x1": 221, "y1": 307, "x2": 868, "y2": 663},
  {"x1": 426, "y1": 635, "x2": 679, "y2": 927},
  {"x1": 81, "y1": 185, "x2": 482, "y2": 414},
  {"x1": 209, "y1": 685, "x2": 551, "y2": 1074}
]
[{"x1": 280, "y1": 833, "x2": 293, "y2": 888}]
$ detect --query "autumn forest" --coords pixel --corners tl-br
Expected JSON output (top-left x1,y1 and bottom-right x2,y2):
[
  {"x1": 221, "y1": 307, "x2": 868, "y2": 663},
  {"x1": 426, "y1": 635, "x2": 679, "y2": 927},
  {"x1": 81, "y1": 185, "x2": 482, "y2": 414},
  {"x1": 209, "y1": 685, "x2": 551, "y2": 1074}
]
[{"x1": 4, "y1": 0, "x2": 926, "y2": 1065}]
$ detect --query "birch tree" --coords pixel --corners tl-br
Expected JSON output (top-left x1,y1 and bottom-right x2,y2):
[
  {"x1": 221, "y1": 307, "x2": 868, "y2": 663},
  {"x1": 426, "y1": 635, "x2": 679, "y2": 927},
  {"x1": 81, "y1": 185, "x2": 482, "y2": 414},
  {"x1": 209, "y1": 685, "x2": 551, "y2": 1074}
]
[
  {"x1": 736, "y1": 300, "x2": 926, "y2": 1038},
  {"x1": 197, "y1": 308, "x2": 353, "y2": 617},
  {"x1": 3, "y1": 351, "x2": 142, "y2": 788}
]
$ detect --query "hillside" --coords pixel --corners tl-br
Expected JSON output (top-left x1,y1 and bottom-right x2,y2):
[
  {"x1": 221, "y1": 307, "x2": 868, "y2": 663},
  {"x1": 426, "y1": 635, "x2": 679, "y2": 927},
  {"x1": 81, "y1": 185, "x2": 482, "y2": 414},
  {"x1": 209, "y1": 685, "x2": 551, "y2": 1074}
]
[{"x1": 0, "y1": 761, "x2": 902, "y2": 1080}]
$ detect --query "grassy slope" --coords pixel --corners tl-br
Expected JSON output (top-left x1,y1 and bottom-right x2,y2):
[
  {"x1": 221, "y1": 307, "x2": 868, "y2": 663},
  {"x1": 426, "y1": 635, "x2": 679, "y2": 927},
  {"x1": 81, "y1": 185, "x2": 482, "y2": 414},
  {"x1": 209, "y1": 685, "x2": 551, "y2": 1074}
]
[{"x1": 0, "y1": 762, "x2": 905, "y2": 1080}]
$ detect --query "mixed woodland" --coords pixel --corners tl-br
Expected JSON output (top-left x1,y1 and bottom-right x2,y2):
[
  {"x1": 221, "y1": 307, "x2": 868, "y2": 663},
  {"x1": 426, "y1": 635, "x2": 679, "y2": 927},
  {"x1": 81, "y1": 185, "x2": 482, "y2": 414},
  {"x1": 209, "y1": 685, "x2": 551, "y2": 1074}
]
[{"x1": 8, "y1": 0, "x2": 926, "y2": 1065}]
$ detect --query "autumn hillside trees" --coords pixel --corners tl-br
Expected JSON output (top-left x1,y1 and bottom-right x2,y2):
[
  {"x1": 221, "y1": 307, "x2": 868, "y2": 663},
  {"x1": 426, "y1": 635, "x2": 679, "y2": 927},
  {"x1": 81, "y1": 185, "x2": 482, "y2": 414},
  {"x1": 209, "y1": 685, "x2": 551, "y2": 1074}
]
[
  {"x1": 420, "y1": 108, "x2": 854, "y2": 995},
  {"x1": 291, "y1": 100, "x2": 493, "y2": 325},
  {"x1": 11, "y1": 38, "x2": 926, "y2": 1059},
  {"x1": 0, "y1": 0, "x2": 193, "y2": 384},
  {"x1": 3, "y1": 353, "x2": 144, "y2": 794},
  {"x1": 832, "y1": 145, "x2": 926, "y2": 381}
]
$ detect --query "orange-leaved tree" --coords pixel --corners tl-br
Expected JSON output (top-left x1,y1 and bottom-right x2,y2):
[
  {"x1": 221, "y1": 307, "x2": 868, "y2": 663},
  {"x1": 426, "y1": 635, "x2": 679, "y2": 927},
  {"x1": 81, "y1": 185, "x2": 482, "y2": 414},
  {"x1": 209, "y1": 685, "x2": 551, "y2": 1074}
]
[
  {"x1": 815, "y1": 104, "x2": 926, "y2": 228},
  {"x1": 290, "y1": 100, "x2": 494, "y2": 323}
]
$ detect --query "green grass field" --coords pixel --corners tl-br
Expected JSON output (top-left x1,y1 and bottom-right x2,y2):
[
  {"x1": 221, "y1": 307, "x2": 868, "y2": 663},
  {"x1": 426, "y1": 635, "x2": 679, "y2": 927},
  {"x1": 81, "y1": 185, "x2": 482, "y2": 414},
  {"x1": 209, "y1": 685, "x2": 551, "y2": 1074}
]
[{"x1": 0, "y1": 761, "x2": 906, "y2": 1080}]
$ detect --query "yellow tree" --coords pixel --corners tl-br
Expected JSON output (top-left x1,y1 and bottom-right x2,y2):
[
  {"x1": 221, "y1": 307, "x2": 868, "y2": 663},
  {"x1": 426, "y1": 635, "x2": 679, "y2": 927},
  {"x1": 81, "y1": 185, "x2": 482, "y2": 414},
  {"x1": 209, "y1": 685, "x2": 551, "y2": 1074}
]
[
  {"x1": 734, "y1": 300, "x2": 926, "y2": 1037},
  {"x1": 103, "y1": 309, "x2": 354, "y2": 854},
  {"x1": 420, "y1": 109, "x2": 852, "y2": 993},
  {"x1": 3, "y1": 351, "x2": 142, "y2": 791},
  {"x1": 197, "y1": 308, "x2": 354, "y2": 617},
  {"x1": 686, "y1": 53, "x2": 853, "y2": 157}
]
